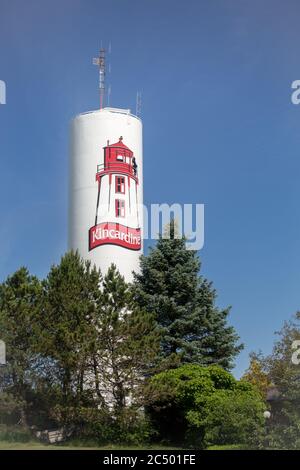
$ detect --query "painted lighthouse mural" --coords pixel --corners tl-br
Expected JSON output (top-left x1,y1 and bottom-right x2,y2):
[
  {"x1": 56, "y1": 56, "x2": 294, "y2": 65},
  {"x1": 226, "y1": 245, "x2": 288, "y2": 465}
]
[{"x1": 89, "y1": 136, "x2": 141, "y2": 251}]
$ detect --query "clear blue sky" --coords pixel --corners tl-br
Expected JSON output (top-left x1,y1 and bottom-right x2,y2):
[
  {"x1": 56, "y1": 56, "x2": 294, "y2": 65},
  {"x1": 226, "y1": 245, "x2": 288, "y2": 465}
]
[{"x1": 1, "y1": 0, "x2": 300, "y2": 377}]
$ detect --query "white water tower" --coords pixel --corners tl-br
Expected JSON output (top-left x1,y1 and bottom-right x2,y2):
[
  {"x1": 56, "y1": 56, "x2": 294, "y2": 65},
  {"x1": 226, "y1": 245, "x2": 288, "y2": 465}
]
[{"x1": 69, "y1": 107, "x2": 143, "y2": 282}]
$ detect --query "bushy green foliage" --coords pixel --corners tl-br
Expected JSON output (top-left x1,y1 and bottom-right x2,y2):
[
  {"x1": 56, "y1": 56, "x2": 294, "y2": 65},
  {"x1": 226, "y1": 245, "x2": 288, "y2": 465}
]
[
  {"x1": 146, "y1": 364, "x2": 265, "y2": 448},
  {"x1": 0, "y1": 246, "x2": 260, "y2": 448},
  {"x1": 242, "y1": 354, "x2": 272, "y2": 398},
  {"x1": 188, "y1": 385, "x2": 265, "y2": 446},
  {"x1": 0, "y1": 392, "x2": 25, "y2": 425},
  {"x1": 0, "y1": 424, "x2": 31, "y2": 442},
  {"x1": 0, "y1": 252, "x2": 160, "y2": 436},
  {"x1": 91, "y1": 265, "x2": 161, "y2": 412},
  {"x1": 58, "y1": 406, "x2": 155, "y2": 446},
  {"x1": 105, "y1": 409, "x2": 156, "y2": 445},
  {"x1": 37, "y1": 251, "x2": 101, "y2": 412},
  {"x1": 0, "y1": 267, "x2": 42, "y2": 425}
]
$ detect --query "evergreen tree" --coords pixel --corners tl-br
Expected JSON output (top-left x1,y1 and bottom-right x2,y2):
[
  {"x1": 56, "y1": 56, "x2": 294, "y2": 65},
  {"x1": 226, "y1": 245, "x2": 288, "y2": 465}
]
[
  {"x1": 133, "y1": 221, "x2": 242, "y2": 369},
  {"x1": 0, "y1": 267, "x2": 42, "y2": 425},
  {"x1": 91, "y1": 264, "x2": 160, "y2": 412},
  {"x1": 37, "y1": 251, "x2": 101, "y2": 413}
]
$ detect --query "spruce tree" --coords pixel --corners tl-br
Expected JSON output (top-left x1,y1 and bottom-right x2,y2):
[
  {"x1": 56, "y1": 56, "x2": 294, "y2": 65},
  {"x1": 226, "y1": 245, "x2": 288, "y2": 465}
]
[{"x1": 133, "y1": 221, "x2": 242, "y2": 370}]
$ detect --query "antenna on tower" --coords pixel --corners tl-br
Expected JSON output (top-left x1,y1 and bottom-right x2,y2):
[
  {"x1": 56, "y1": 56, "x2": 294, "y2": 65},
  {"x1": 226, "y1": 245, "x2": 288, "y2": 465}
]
[
  {"x1": 107, "y1": 41, "x2": 112, "y2": 107},
  {"x1": 136, "y1": 91, "x2": 142, "y2": 118},
  {"x1": 107, "y1": 84, "x2": 111, "y2": 106},
  {"x1": 93, "y1": 47, "x2": 106, "y2": 109}
]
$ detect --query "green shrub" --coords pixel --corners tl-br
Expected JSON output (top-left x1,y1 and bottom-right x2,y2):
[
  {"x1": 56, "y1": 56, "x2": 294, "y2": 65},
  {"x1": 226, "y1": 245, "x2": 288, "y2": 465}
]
[
  {"x1": 146, "y1": 364, "x2": 266, "y2": 448},
  {"x1": 53, "y1": 405, "x2": 156, "y2": 446},
  {"x1": 188, "y1": 387, "x2": 265, "y2": 446},
  {"x1": 0, "y1": 424, "x2": 32, "y2": 443},
  {"x1": 0, "y1": 392, "x2": 25, "y2": 425}
]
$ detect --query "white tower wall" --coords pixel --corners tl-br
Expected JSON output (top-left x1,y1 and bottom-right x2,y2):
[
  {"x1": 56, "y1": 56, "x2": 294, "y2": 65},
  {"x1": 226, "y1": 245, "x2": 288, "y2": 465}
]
[{"x1": 69, "y1": 107, "x2": 143, "y2": 282}]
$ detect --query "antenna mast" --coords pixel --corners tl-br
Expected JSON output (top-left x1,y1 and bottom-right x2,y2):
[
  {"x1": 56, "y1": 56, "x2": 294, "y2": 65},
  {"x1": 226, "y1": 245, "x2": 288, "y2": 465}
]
[
  {"x1": 93, "y1": 48, "x2": 106, "y2": 109},
  {"x1": 136, "y1": 91, "x2": 142, "y2": 118},
  {"x1": 107, "y1": 42, "x2": 112, "y2": 106}
]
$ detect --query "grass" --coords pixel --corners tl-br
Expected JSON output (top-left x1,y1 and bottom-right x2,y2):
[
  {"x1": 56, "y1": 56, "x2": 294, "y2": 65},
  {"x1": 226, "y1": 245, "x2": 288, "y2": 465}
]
[
  {"x1": 207, "y1": 444, "x2": 247, "y2": 450},
  {"x1": 0, "y1": 440, "x2": 184, "y2": 450},
  {"x1": 0, "y1": 440, "x2": 247, "y2": 450}
]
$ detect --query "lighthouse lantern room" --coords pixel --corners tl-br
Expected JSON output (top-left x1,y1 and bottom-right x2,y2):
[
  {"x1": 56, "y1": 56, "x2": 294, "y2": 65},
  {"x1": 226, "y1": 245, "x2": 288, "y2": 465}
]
[{"x1": 94, "y1": 136, "x2": 139, "y2": 228}]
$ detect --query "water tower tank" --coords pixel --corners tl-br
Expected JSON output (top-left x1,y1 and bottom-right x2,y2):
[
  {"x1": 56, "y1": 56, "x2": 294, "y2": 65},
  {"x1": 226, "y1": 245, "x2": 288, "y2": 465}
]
[{"x1": 69, "y1": 107, "x2": 143, "y2": 282}]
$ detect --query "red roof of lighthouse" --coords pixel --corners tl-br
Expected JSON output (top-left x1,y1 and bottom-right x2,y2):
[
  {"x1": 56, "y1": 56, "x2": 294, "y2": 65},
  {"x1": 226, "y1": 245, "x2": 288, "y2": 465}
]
[{"x1": 105, "y1": 136, "x2": 132, "y2": 152}]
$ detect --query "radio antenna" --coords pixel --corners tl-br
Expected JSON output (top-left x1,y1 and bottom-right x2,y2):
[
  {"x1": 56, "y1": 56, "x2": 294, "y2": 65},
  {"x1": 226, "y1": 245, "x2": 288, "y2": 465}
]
[
  {"x1": 93, "y1": 47, "x2": 106, "y2": 109},
  {"x1": 136, "y1": 91, "x2": 142, "y2": 118}
]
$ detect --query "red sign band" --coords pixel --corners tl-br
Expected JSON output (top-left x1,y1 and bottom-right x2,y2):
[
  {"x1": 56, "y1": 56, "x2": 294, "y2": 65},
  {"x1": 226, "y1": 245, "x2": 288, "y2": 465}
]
[{"x1": 89, "y1": 222, "x2": 141, "y2": 251}]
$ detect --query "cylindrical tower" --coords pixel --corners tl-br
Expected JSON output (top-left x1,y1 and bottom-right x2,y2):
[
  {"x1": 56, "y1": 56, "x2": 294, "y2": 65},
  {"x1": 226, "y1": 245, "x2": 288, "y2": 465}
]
[{"x1": 69, "y1": 107, "x2": 143, "y2": 281}]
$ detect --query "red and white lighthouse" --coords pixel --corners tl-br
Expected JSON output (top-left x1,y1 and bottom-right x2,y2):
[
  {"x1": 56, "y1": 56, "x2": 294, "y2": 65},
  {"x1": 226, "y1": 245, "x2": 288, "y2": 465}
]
[{"x1": 89, "y1": 136, "x2": 141, "y2": 252}]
